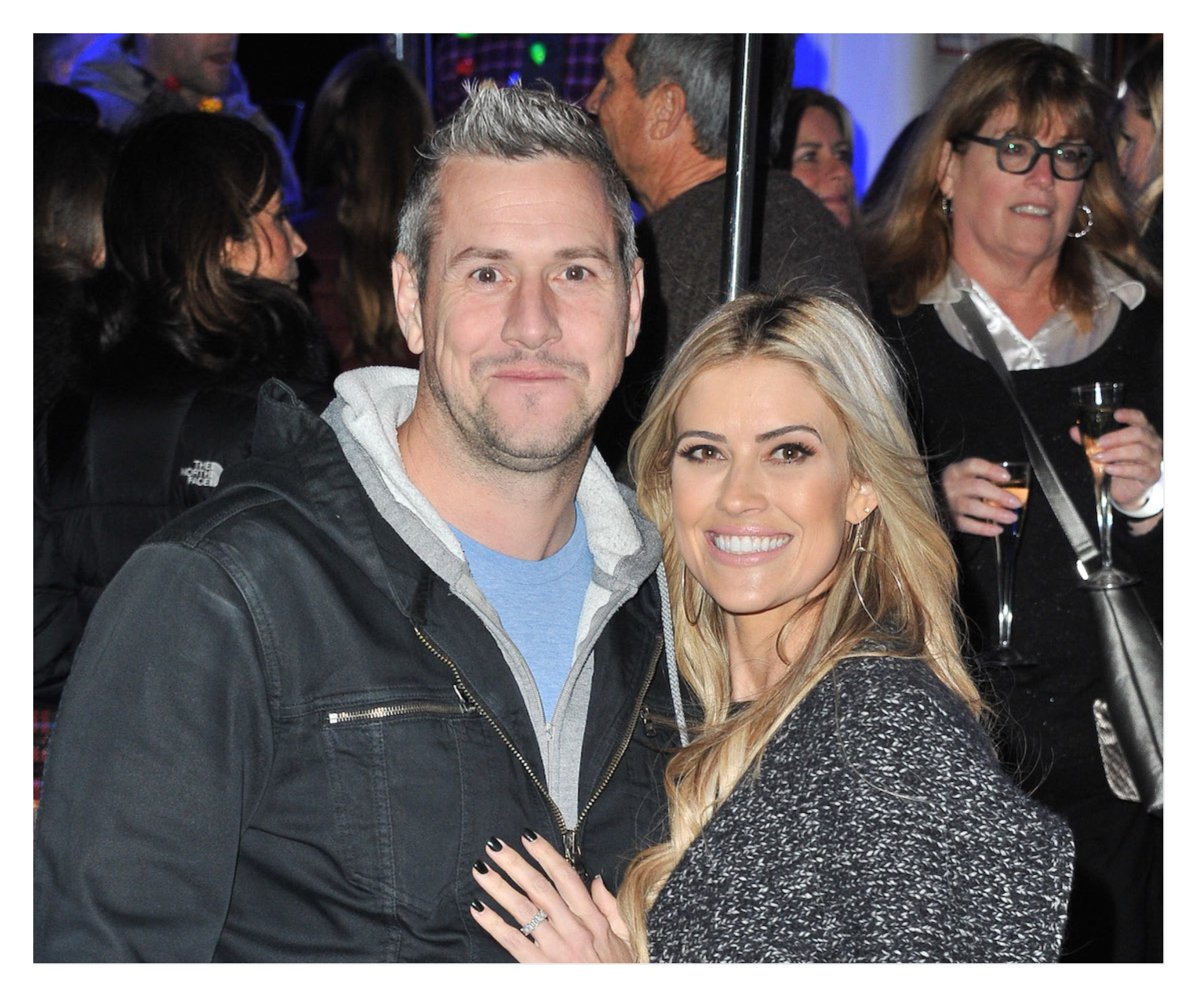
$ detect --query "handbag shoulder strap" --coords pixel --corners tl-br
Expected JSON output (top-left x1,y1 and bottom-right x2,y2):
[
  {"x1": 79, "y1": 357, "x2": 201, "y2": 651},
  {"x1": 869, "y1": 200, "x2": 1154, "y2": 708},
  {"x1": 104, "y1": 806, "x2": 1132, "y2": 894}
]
[{"x1": 949, "y1": 296, "x2": 1102, "y2": 579}]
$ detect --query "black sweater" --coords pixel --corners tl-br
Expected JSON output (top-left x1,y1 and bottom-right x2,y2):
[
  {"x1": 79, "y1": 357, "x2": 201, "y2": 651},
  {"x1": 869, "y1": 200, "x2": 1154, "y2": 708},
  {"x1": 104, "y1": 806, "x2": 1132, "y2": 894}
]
[{"x1": 875, "y1": 298, "x2": 1163, "y2": 810}]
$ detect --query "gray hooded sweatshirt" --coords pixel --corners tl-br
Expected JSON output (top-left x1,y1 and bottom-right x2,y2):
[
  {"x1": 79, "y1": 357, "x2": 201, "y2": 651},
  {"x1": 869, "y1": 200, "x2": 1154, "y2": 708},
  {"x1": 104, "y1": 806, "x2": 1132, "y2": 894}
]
[{"x1": 323, "y1": 365, "x2": 685, "y2": 825}]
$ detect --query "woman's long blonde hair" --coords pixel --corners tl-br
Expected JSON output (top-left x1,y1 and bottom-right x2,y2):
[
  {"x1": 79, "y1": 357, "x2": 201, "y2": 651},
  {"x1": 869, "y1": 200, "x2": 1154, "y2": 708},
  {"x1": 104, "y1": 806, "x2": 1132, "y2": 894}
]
[{"x1": 619, "y1": 292, "x2": 980, "y2": 961}]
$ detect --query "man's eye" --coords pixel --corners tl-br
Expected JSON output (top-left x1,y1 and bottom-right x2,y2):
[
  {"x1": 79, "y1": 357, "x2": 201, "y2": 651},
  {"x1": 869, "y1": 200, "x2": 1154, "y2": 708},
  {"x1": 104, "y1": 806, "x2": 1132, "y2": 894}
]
[
  {"x1": 563, "y1": 264, "x2": 590, "y2": 281},
  {"x1": 1003, "y1": 138, "x2": 1030, "y2": 156},
  {"x1": 472, "y1": 266, "x2": 499, "y2": 283}
]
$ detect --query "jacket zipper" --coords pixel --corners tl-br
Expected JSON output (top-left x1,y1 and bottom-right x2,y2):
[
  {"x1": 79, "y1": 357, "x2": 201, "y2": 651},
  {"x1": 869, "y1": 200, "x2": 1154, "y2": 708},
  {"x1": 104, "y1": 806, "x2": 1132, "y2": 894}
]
[
  {"x1": 327, "y1": 700, "x2": 474, "y2": 725},
  {"x1": 413, "y1": 626, "x2": 664, "y2": 878},
  {"x1": 571, "y1": 636, "x2": 663, "y2": 872},
  {"x1": 412, "y1": 626, "x2": 571, "y2": 849},
  {"x1": 640, "y1": 704, "x2": 657, "y2": 737}
]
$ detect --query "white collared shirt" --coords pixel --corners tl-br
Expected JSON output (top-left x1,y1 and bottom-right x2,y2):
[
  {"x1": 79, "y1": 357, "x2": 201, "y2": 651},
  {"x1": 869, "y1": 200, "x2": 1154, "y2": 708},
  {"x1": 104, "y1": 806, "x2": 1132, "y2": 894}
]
[{"x1": 923, "y1": 257, "x2": 1145, "y2": 370}]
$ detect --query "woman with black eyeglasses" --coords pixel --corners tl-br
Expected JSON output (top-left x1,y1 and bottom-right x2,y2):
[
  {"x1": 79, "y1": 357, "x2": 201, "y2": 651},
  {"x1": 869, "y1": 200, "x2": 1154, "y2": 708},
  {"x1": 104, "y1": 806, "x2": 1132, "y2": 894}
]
[{"x1": 863, "y1": 37, "x2": 1162, "y2": 962}]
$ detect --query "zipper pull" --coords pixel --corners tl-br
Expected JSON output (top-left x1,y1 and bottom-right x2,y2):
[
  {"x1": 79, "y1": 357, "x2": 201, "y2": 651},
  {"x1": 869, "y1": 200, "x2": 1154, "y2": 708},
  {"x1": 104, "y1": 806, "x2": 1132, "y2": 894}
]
[
  {"x1": 563, "y1": 828, "x2": 589, "y2": 880},
  {"x1": 452, "y1": 681, "x2": 475, "y2": 714},
  {"x1": 640, "y1": 704, "x2": 657, "y2": 737}
]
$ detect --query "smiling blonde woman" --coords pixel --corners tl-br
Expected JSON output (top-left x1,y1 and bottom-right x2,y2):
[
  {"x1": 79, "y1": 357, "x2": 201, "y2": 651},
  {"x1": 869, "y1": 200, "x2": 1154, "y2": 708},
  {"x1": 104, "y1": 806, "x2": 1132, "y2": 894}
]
[{"x1": 468, "y1": 292, "x2": 1074, "y2": 962}]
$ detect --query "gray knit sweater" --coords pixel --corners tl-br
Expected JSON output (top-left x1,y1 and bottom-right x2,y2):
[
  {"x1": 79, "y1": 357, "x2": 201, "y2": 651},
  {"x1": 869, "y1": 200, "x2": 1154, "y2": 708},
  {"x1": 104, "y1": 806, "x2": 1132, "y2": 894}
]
[{"x1": 646, "y1": 655, "x2": 1074, "y2": 962}]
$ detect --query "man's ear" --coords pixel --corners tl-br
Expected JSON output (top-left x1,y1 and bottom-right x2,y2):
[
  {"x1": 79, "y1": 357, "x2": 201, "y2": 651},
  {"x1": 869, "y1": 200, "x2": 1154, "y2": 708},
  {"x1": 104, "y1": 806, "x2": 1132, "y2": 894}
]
[
  {"x1": 392, "y1": 253, "x2": 424, "y2": 356},
  {"x1": 936, "y1": 140, "x2": 957, "y2": 200},
  {"x1": 648, "y1": 82, "x2": 688, "y2": 141},
  {"x1": 625, "y1": 258, "x2": 645, "y2": 357}
]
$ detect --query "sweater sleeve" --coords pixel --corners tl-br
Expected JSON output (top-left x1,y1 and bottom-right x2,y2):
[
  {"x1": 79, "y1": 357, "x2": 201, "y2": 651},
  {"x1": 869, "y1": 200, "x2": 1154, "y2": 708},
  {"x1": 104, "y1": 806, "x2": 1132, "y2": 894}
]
[
  {"x1": 813, "y1": 662, "x2": 1074, "y2": 962},
  {"x1": 33, "y1": 540, "x2": 275, "y2": 961}
]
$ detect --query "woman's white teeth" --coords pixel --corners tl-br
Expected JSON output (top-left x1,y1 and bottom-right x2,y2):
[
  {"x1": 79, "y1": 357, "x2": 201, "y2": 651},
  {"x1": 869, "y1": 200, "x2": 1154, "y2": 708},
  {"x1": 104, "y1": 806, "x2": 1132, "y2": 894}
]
[
  {"x1": 1013, "y1": 204, "x2": 1051, "y2": 216},
  {"x1": 712, "y1": 534, "x2": 788, "y2": 554}
]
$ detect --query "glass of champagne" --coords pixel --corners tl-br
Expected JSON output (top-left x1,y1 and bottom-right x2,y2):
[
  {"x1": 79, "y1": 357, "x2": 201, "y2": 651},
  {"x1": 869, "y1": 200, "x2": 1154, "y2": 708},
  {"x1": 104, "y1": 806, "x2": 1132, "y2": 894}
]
[
  {"x1": 1071, "y1": 381, "x2": 1138, "y2": 589},
  {"x1": 984, "y1": 460, "x2": 1033, "y2": 665}
]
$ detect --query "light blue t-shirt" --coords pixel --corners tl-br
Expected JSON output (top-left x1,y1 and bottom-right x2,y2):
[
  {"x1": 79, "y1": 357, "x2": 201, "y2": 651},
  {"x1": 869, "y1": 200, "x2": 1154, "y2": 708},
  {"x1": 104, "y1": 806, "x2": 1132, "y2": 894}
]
[{"x1": 451, "y1": 509, "x2": 593, "y2": 722}]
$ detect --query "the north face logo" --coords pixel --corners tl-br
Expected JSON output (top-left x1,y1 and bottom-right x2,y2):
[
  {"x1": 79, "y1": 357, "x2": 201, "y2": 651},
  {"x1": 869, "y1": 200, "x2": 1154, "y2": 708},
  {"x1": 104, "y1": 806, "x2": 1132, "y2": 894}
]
[{"x1": 180, "y1": 460, "x2": 224, "y2": 488}]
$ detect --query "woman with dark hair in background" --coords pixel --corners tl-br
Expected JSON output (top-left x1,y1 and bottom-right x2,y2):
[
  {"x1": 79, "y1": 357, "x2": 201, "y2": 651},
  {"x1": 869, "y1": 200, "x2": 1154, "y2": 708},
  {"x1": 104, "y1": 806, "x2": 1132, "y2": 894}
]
[
  {"x1": 298, "y1": 47, "x2": 434, "y2": 370},
  {"x1": 776, "y1": 87, "x2": 857, "y2": 230},
  {"x1": 33, "y1": 115, "x2": 117, "y2": 427},
  {"x1": 1116, "y1": 39, "x2": 1162, "y2": 273},
  {"x1": 35, "y1": 113, "x2": 332, "y2": 733},
  {"x1": 864, "y1": 37, "x2": 1161, "y2": 961}
]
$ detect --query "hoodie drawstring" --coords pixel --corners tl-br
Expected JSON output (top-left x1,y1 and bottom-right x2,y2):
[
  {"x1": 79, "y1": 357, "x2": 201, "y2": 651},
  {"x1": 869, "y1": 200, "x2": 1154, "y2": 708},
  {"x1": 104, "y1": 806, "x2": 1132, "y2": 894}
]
[{"x1": 657, "y1": 562, "x2": 690, "y2": 747}]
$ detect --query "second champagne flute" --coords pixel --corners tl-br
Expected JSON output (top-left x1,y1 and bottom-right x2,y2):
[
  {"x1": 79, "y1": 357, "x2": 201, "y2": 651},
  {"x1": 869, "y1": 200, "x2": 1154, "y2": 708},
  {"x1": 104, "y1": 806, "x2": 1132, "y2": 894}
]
[
  {"x1": 1070, "y1": 381, "x2": 1139, "y2": 589},
  {"x1": 985, "y1": 460, "x2": 1033, "y2": 666}
]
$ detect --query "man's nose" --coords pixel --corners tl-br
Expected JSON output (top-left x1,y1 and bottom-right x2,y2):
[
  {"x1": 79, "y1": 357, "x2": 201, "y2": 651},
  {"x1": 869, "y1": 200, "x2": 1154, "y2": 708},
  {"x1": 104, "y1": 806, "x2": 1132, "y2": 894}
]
[
  {"x1": 502, "y1": 278, "x2": 562, "y2": 350},
  {"x1": 584, "y1": 78, "x2": 605, "y2": 116}
]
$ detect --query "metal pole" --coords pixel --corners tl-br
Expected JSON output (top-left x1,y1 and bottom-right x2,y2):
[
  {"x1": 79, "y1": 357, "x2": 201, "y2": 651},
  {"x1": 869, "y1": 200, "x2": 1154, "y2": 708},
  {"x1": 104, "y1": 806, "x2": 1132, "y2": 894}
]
[{"x1": 720, "y1": 34, "x2": 762, "y2": 301}]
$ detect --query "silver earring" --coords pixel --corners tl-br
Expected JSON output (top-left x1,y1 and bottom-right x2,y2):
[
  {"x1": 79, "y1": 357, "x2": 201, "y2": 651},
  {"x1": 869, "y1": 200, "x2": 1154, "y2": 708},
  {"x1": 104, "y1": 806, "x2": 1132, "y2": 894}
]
[
  {"x1": 1068, "y1": 203, "x2": 1093, "y2": 239},
  {"x1": 941, "y1": 196, "x2": 953, "y2": 219},
  {"x1": 849, "y1": 518, "x2": 905, "y2": 631}
]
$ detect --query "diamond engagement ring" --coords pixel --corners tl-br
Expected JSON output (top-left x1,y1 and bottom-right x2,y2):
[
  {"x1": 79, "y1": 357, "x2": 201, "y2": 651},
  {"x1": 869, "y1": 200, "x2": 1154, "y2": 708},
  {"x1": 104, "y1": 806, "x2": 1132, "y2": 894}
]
[{"x1": 519, "y1": 909, "x2": 548, "y2": 937}]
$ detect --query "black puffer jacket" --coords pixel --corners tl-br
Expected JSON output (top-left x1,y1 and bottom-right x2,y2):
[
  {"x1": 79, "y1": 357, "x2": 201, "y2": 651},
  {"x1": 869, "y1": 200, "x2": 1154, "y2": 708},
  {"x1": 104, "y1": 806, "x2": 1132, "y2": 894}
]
[{"x1": 34, "y1": 375, "x2": 332, "y2": 705}]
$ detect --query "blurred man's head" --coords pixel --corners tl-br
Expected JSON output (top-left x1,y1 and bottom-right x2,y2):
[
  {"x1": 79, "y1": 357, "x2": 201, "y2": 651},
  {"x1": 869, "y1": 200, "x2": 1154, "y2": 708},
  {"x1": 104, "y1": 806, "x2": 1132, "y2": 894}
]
[{"x1": 137, "y1": 34, "x2": 239, "y2": 98}]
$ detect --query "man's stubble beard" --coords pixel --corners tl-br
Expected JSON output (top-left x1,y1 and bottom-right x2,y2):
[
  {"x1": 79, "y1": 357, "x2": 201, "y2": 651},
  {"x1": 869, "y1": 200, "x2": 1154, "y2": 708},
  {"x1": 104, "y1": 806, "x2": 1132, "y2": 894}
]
[{"x1": 422, "y1": 354, "x2": 607, "y2": 476}]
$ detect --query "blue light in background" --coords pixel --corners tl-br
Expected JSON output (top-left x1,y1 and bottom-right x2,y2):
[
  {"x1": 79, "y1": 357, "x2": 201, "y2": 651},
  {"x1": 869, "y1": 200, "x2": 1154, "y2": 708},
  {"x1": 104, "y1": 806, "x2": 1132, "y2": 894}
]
[{"x1": 791, "y1": 35, "x2": 829, "y2": 89}]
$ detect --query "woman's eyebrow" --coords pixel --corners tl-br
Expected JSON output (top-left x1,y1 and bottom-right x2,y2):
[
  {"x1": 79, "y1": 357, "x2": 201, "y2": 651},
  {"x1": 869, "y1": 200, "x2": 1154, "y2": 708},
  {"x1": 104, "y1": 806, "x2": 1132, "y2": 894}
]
[
  {"x1": 757, "y1": 424, "x2": 822, "y2": 443},
  {"x1": 672, "y1": 429, "x2": 724, "y2": 448}
]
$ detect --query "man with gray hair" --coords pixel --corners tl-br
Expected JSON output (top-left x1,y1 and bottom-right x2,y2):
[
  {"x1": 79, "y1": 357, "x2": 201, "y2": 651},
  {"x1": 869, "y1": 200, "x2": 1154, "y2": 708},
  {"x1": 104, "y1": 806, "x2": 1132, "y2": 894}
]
[
  {"x1": 586, "y1": 35, "x2": 867, "y2": 418},
  {"x1": 34, "y1": 82, "x2": 687, "y2": 962}
]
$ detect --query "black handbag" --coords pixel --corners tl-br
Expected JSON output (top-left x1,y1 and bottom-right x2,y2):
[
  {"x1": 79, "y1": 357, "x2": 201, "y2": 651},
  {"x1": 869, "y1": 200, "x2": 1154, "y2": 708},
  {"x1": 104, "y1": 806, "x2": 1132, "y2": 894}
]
[{"x1": 951, "y1": 297, "x2": 1163, "y2": 815}]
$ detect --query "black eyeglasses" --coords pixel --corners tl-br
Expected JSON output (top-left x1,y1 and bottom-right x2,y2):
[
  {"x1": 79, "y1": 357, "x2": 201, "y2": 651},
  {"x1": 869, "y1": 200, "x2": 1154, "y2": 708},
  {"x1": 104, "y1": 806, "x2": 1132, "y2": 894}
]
[{"x1": 956, "y1": 132, "x2": 1098, "y2": 181}]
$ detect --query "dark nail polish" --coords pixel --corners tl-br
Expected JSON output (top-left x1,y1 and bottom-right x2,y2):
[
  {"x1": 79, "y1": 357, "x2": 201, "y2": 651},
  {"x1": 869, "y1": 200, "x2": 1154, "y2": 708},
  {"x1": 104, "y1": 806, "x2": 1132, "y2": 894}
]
[
  {"x1": 470, "y1": 899, "x2": 484, "y2": 912},
  {"x1": 486, "y1": 837, "x2": 503, "y2": 852},
  {"x1": 473, "y1": 859, "x2": 489, "y2": 874},
  {"x1": 522, "y1": 828, "x2": 538, "y2": 842}
]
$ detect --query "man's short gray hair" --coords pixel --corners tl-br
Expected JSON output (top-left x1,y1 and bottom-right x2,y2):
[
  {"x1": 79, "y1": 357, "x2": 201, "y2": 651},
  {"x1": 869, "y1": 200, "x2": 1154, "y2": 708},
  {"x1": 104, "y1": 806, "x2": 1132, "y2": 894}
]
[
  {"x1": 626, "y1": 35, "x2": 733, "y2": 159},
  {"x1": 395, "y1": 81, "x2": 637, "y2": 290}
]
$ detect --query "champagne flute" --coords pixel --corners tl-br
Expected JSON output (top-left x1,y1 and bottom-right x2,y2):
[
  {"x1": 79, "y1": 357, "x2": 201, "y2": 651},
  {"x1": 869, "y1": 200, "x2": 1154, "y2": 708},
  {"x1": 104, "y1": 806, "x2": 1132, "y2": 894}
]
[
  {"x1": 1070, "y1": 382, "x2": 1138, "y2": 589},
  {"x1": 984, "y1": 460, "x2": 1033, "y2": 665}
]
